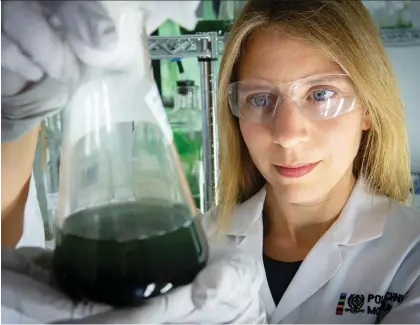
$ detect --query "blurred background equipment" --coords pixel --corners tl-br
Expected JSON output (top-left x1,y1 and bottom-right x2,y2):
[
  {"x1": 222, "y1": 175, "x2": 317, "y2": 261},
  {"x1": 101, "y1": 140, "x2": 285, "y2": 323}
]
[{"x1": 34, "y1": 0, "x2": 420, "y2": 250}]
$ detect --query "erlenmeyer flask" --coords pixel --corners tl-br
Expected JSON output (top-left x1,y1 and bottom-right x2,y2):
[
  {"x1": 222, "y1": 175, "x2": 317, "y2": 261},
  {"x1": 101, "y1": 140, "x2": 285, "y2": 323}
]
[{"x1": 52, "y1": 64, "x2": 209, "y2": 306}]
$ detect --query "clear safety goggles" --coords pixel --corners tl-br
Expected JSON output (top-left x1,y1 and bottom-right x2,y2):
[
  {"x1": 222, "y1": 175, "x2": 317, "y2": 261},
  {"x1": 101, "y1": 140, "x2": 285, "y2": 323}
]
[{"x1": 228, "y1": 73, "x2": 360, "y2": 123}]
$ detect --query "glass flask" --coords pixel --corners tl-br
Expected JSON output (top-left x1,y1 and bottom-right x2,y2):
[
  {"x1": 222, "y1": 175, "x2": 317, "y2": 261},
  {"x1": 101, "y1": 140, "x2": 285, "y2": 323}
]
[
  {"x1": 52, "y1": 66, "x2": 208, "y2": 307},
  {"x1": 167, "y1": 80, "x2": 203, "y2": 209}
]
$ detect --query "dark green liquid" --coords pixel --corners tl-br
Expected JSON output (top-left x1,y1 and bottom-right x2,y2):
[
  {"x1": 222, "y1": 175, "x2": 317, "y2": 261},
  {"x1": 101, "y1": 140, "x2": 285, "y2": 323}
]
[{"x1": 52, "y1": 203, "x2": 208, "y2": 307}]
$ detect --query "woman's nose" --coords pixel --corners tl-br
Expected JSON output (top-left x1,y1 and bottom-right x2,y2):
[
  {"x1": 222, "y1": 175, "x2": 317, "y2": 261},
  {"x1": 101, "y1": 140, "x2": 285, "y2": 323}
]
[{"x1": 271, "y1": 98, "x2": 310, "y2": 148}]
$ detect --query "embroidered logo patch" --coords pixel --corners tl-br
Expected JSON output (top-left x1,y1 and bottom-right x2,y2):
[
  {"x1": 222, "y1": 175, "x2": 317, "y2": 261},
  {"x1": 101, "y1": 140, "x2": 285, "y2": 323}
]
[
  {"x1": 335, "y1": 292, "x2": 405, "y2": 316},
  {"x1": 345, "y1": 294, "x2": 366, "y2": 314}
]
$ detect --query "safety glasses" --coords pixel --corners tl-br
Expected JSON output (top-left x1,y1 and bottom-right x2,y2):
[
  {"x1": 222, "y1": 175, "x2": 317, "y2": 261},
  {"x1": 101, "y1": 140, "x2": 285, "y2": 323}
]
[{"x1": 228, "y1": 73, "x2": 360, "y2": 123}]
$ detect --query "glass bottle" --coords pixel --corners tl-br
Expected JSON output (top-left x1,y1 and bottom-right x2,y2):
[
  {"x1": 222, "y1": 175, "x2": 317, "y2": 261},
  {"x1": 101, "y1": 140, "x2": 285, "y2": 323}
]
[{"x1": 167, "y1": 80, "x2": 202, "y2": 210}]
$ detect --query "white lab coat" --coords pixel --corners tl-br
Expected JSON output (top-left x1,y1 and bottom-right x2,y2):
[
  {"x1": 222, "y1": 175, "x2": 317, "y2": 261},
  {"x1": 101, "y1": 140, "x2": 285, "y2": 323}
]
[{"x1": 202, "y1": 178, "x2": 420, "y2": 324}]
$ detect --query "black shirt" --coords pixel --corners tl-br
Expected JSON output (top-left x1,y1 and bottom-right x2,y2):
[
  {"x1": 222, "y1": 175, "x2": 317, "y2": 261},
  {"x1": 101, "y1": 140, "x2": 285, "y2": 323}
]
[{"x1": 263, "y1": 254, "x2": 302, "y2": 305}]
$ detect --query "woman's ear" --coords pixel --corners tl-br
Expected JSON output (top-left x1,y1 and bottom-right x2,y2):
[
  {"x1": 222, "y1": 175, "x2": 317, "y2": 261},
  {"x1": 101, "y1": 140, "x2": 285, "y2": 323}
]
[{"x1": 361, "y1": 110, "x2": 372, "y2": 131}]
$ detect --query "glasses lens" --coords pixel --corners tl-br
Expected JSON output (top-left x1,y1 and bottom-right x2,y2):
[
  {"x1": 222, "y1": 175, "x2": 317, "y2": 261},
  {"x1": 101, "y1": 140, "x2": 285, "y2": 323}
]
[
  {"x1": 292, "y1": 74, "x2": 359, "y2": 119},
  {"x1": 228, "y1": 75, "x2": 359, "y2": 123},
  {"x1": 228, "y1": 80, "x2": 279, "y2": 123}
]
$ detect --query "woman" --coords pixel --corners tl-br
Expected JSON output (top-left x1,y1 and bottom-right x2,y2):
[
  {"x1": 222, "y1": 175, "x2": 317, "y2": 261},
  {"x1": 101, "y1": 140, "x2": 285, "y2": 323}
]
[{"x1": 203, "y1": 0, "x2": 420, "y2": 323}]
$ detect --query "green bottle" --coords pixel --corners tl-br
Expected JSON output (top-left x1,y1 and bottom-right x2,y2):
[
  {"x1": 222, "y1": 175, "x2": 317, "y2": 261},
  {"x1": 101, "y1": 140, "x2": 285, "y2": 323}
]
[{"x1": 168, "y1": 80, "x2": 202, "y2": 209}]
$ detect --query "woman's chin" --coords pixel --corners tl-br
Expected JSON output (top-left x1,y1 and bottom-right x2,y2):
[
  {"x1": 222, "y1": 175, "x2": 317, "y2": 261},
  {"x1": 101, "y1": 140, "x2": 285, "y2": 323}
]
[{"x1": 267, "y1": 181, "x2": 328, "y2": 205}]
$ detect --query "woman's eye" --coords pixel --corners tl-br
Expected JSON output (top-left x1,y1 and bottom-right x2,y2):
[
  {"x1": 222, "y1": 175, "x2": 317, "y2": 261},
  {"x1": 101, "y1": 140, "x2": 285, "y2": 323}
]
[
  {"x1": 247, "y1": 93, "x2": 277, "y2": 108},
  {"x1": 311, "y1": 89, "x2": 336, "y2": 101}
]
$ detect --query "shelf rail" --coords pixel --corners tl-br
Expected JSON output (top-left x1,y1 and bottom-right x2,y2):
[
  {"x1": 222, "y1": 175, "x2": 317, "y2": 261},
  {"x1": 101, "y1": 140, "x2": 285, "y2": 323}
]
[{"x1": 149, "y1": 32, "x2": 221, "y2": 211}]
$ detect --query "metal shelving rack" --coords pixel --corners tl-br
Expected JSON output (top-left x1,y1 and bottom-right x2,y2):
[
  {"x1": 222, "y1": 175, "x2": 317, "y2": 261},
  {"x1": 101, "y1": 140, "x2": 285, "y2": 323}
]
[{"x1": 149, "y1": 32, "x2": 222, "y2": 211}]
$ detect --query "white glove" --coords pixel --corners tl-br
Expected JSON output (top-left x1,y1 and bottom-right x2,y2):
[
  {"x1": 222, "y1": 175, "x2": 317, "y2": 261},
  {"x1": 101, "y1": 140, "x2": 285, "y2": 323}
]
[
  {"x1": 1, "y1": 0, "x2": 201, "y2": 142},
  {"x1": 1, "y1": 247, "x2": 266, "y2": 324},
  {"x1": 1, "y1": 1, "x2": 113, "y2": 141}
]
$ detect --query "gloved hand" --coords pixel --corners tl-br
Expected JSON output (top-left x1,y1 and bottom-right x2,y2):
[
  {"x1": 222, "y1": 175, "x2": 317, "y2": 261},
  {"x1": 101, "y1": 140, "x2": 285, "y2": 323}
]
[
  {"x1": 1, "y1": 247, "x2": 266, "y2": 324},
  {"x1": 1, "y1": 0, "x2": 200, "y2": 142}
]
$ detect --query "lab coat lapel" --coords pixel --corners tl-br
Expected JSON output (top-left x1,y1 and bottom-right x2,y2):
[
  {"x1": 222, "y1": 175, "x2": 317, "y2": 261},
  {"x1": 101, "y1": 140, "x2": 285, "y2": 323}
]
[
  {"x1": 225, "y1": 187, "x2": 277, "y2": 316},
  {"x1": 236, "y1": 220, "x2": 277, "y2": 317},
  {"x1": 271, "y1": 230, "x2": 343, "y2": 323}
]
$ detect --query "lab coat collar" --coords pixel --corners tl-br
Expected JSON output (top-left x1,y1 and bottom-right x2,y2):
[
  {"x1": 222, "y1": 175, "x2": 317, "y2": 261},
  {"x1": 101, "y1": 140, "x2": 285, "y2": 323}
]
[
  {"x1": 225, "y1": 177, "x2": 390, "y2": 244},
  {"x1": 225, "y1": 185, "x2": 267, "y2": 236},
  {"x1": 330, "y1": 177, "x2": 391, "y2": 246}
]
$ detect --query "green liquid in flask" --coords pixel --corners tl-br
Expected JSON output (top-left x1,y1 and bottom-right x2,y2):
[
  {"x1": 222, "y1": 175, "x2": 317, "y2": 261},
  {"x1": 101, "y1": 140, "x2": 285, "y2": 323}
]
[{"x1": 52, "y1": 202, "x2": 208, "y2": 307}]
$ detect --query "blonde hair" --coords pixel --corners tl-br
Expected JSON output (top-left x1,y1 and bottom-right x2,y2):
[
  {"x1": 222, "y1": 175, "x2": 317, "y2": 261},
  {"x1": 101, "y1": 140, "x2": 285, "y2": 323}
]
[{"x1": 216, "y1": 0, "x2": 412, "y2": 232}]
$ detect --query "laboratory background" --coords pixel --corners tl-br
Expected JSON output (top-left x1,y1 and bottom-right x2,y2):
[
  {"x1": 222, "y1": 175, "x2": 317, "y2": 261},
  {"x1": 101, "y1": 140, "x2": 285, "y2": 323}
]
[{"x1": 31, "y1": 0, "x2": 420, "y2": 249}]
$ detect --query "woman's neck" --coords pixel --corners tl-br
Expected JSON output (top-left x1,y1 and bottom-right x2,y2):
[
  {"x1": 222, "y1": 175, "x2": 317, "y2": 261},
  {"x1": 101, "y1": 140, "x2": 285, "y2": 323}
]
[{"x1": 263, "y1": 171, "x2": 356, "y2": 261}]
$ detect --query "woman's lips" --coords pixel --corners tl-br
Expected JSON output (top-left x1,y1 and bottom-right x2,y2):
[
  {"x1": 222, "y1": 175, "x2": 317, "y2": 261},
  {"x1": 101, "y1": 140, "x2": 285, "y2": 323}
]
[{"x1": 274, "y1": 162, "x2": 320, "y2": 178}]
